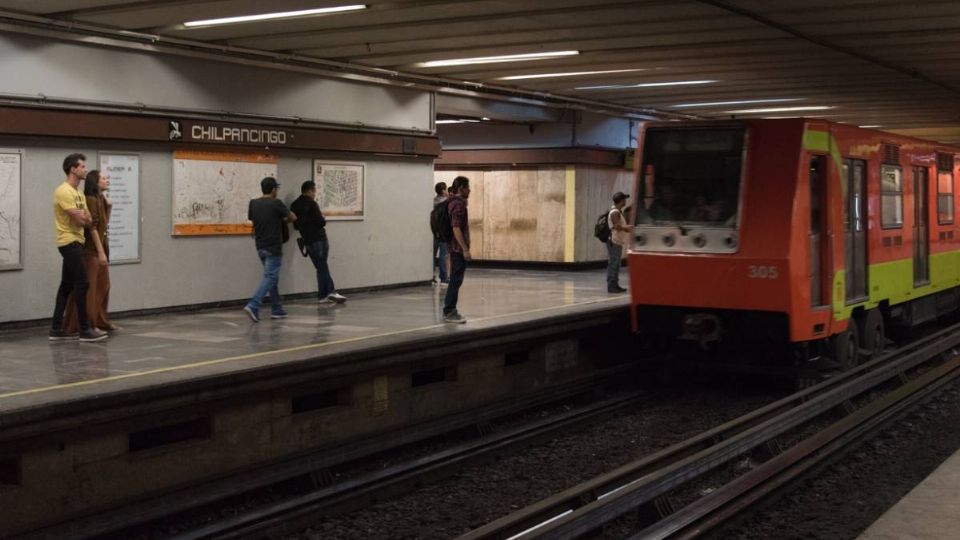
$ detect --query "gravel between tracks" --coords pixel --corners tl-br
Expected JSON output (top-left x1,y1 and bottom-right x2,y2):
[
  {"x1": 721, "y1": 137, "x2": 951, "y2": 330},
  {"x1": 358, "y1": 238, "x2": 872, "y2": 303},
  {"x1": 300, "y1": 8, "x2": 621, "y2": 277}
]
[
  {"x1": 286, "y1": 383, "x2": 783, "y2": 540},
  {"x1": 714, "y1": 377, "x2": 960, "y2": 540}
]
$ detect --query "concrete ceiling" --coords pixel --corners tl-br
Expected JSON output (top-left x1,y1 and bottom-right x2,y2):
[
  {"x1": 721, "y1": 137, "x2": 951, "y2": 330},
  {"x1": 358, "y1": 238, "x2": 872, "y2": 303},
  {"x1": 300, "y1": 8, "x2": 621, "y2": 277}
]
[{"x1": 3, "y1": 0, "x2": 960, "y2": 141}]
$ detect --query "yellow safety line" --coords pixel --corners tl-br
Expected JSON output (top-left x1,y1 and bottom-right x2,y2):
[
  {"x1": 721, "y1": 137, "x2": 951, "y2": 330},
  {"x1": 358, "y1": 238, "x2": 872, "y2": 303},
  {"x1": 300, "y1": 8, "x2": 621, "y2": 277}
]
[
  {"x1": 564, "y1": 166, "x2": 577, "y2": 263},
  {"x1": 0, "y1": 296, "x2": 625, "y2": 401}
]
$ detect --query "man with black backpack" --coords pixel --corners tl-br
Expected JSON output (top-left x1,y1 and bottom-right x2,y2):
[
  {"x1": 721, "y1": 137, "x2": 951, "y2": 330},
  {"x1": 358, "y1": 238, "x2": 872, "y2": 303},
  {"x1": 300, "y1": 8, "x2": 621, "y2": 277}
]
[
  {"x1": 430, "y1": 181, "x2": 449, "y2": 285},
  {"x1": 441, "y1": 176, "x2": 471, "y2": 323},
  {"x1": 606, "y1": 192, "x2": 631, "y2": 293}
]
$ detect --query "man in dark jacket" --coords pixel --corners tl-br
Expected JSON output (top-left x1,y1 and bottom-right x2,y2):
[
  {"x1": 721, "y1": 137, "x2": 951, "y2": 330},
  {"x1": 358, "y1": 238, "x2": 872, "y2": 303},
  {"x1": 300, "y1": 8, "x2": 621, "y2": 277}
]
[{"x1": 291, "y1": 181, "x2": 347, "y2": 304}]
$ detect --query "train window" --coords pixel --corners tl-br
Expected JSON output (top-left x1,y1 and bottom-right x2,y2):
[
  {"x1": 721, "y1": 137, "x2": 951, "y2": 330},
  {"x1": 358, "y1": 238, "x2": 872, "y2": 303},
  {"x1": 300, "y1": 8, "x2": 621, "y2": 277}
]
[
  {"x1": 937, "y1": 154, "x2": 954, "y2": 225},
  {"x1": 637, "y1": 126, "x2": 744, "y2": 228},
  {"x1": 880, "y1": 165, "x2": 903, "y2": 228}
]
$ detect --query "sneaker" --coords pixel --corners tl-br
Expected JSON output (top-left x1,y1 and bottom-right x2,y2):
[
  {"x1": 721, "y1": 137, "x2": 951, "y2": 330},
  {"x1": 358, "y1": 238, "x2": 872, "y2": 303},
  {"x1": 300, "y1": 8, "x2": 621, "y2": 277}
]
[
  {"x1": 243, "y1": 305, "x2": 260, "y2": 323},
  {"x1": 270, "y1": 310, "x2": 288, "y2": 319},
  {"x1": 49, "y1": 329, "x2": 78, "y2": 341},
  {"x1": 79, "y1": 328, "x2": 109, "y2": 342},
  {"x1": 608, "y1": 286, "x2": 627, "y2": 293},
  {"x1": 443, "y1": 311, "x2": 467, "y2": 324},
  {"x1": 326, "y1": 292, "x2": 347, "y2": 304},
  {"x1": 318, "y1": 296, "x2": 335, "y2": 305}
]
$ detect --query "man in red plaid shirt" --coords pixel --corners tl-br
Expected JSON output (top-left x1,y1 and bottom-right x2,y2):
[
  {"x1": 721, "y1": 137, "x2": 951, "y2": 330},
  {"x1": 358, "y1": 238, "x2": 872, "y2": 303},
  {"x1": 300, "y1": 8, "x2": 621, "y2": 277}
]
[{"x1": 443, "y1": 176, "x2": 471, "y2": 323}]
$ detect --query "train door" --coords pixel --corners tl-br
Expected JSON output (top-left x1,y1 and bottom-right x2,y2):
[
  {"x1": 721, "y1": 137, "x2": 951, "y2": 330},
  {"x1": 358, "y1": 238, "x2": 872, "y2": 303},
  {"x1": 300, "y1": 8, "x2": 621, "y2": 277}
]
[
  {"x1": 913, "y1": 166, "x2": 930, "y2": 285},
  {"x1": 844, "y1": 159, "x2": 868, "y2": 301},
  {"x1": 809, "y1": 155, "x2": 830, "y2": 307}
]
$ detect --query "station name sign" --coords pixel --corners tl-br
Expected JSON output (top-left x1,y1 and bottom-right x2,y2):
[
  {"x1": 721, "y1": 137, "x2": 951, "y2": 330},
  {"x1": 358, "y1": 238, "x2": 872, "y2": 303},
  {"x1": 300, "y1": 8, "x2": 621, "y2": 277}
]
[{"x1": 169, "y1": 120, "x2": 293, "y2": 146}]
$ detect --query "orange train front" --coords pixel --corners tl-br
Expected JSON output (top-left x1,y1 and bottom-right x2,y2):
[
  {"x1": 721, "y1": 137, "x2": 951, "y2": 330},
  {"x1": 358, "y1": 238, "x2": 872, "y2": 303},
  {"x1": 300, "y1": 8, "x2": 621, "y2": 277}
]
[{"x1": 627, "y1": 119, "x2": 960, "y2": 369}]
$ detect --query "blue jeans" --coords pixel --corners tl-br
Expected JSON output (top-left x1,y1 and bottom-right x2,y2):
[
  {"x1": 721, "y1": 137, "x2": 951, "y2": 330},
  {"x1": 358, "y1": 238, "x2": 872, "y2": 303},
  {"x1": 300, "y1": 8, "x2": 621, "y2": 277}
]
[
  {"x1": 434, "y1": 236, "x2": 448, "y2": 282},
  {"x1": 443, "y1": 251, "x2": 467, "y2": 315},
  {"x1": 306, "y1": 238, "x2": 336, "y2": 298},
  {"x1": 247, "y1": 248, "x2": 283, "y2": 314},
  {"x1": 606, "y1": 241, "x2": 623, "y2": 290}
]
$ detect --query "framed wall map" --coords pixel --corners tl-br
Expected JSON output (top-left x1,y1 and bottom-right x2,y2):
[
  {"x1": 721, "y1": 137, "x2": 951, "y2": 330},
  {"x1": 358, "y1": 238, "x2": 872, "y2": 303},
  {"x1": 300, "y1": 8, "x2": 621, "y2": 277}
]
[
  {"x1": 0, "y1": 150, "x2": 22, "y2": 271},
  {"x1": 313, "y1": 160, "x2": 365, "y2": 220}
]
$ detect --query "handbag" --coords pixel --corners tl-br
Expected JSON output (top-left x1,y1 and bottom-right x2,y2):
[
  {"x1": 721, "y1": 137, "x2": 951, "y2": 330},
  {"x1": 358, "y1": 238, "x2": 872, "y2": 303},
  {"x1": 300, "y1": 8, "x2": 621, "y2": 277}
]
[{"x1": 296, "y1": 237, "x2": 309, "y2": 257}]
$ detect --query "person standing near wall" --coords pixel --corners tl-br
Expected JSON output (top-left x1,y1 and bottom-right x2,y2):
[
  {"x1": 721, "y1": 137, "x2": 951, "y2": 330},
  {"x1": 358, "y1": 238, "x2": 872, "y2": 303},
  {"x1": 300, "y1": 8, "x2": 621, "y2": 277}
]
[
  {"x1": 63, "y1": 169, "x2": 117, "y2": 333},
  {"x1": 443, "y1": 176, "x2": 471, "y2": 323},
  {"x1": 49, "y1": 153, "x2": 108, "y2": 342},
  {"x1": 243, "y1": 177, "x2": 297, "y2": 323},
  {"x1": 432, "y1": 181, "x2": 449, "y2": 285},
  {"x1": 291, "y1": 181, "x2": 347, "y2": 305},
  {"x1": 607, "y1": 191, "x2": 631, "y2": 293}
]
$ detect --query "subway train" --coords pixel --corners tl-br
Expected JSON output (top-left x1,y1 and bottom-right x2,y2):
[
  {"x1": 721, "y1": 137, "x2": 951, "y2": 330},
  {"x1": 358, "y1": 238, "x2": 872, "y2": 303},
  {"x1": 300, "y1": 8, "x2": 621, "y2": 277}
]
[{"x1": 627, "y1": 118, "x2": 960, "y2": 371}]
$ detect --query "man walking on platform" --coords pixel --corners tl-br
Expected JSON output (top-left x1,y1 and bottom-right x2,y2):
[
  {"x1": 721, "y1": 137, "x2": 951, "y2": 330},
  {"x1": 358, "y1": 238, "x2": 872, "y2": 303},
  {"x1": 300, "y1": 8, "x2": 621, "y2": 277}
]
[
  {"x1": 243, "y1": 177, "x2": 297, "y2": 322},
  {"x1": 49, "y1": 153, "x2": 108, "y2": 342},
  {"x1": 607, "y1": 191, "x2": 632, "y2": 293},
  {"x1": 443, "y1": 176, "x2": 471, "y2": 323},
  {"x1": 291, "y1": 181, "x2": 347, "y2": 305}
]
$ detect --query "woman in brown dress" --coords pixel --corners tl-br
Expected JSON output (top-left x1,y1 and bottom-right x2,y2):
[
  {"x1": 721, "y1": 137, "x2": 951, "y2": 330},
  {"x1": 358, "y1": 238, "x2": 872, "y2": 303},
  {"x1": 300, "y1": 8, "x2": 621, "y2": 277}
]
[{"x1": 64, "y1": 169, "x2": 116, "y2": 333}]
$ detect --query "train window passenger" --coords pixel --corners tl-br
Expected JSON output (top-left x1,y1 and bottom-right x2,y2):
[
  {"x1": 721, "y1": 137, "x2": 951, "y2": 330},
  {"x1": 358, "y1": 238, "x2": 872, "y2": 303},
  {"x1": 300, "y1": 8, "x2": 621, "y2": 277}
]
[
  {"x1": 937, "y1": 154, "x2": 954, "y2": 225},
  {"x1": 639, "y1": 127, "x2": 744, "y2": 228},
  {"x1": 880, "y1": 165, "x2": 904, "y2": 228}
]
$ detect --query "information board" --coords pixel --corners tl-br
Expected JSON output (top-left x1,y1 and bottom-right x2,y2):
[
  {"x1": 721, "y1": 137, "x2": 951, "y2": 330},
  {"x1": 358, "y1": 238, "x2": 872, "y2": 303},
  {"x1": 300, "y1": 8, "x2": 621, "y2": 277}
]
[
  {"x1": 99, "y1": 153, "x2": 140, "y2": 263},
  {"x1": 0, "y1": 150, "x2": 21, "y2": 271},
  {"x1": 172, "y1": 150, "x2": 277, "y2": 235}
]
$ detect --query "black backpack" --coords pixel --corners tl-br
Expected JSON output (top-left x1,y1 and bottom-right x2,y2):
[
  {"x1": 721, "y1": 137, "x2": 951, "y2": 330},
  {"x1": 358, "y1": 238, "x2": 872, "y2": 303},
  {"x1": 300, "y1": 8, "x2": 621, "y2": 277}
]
[
  {"x1": 431, "y1": 200, "x2": 454, "y2": 242},
  {"x1": 594, "y1": 210, "x2": 611, "y2": 243}
]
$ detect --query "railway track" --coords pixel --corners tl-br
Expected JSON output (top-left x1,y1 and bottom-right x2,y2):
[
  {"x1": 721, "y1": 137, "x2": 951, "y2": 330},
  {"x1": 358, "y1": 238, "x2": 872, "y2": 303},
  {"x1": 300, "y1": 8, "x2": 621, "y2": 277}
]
[{"x1": 457, "y1": 322, "x2": 960, "y2": 540}]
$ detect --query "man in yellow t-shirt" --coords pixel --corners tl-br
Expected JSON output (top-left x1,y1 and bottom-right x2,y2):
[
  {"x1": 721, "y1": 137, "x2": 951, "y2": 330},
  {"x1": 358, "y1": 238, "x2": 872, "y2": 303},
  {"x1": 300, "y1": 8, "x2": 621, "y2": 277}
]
[{"x1": 49, "y1": 153, "x2": 108, "y2": 342}]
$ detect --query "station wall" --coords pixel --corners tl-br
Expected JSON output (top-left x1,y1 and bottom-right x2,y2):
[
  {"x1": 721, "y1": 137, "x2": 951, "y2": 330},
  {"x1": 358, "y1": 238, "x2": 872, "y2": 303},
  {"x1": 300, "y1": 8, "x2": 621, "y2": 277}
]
[
  {"x1": 437, "y1": 112, "x2": 637, "y2": 150},
  {"x1": 0, "y1": 33, "x2": 432, "y2": 133},
  {"x1": 0, "y1": 139, "x2": 433, "y2": 324},
  {"x1": 435, "y1": 165, "x2": 631, "y2": 263}
]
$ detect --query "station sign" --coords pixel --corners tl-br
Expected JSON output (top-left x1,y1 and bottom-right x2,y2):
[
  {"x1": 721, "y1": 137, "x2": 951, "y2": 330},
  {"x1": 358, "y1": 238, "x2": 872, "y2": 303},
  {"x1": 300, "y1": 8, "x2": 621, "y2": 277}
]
[{"x1": 169, "y1": 120, "x2": 293, "y2": 147}]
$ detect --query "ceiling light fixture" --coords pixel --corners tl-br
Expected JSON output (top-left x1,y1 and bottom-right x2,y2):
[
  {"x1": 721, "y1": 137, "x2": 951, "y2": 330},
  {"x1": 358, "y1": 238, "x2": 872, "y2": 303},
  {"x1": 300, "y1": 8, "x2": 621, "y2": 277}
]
[
  {"x1": 859, "y1": 124, "x2": 883, "y2": 128},
  {"x1": 671, "y1": 98, "x2": 803, "y2": 109},
  {"x1": 436, "y1": 119, "x2": 481, "y2": 124},
  {"x1": 726, "y1": 105, "x2": 834, "y2": 114},
  {"x1": 416, "y1": 51, "x2": 579, "y2": 68},
  {"x1": 575, "y1": 80, "x2": 716, "y2": 90},
  {"x1": 184, "y1": 5, "x2": 367, "y2": 27},
  {"x1": 497, "y1": 68, "x2": 648, "y2": 81}
]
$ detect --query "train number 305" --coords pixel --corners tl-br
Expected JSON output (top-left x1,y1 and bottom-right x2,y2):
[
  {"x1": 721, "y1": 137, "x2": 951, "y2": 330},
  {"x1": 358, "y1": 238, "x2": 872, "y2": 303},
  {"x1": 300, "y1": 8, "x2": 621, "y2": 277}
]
[{"x1": 747, "y1": 265, "x2": 779, "y2": 279}]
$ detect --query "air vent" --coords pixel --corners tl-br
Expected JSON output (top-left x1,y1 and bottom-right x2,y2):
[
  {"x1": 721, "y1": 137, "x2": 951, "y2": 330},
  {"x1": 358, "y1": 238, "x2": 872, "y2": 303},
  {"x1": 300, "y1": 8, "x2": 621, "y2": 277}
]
[
  {"x1": 882, "y1": 144, "x2": 900, "y2": 165},
  {"x1": 937, "y1": 153, "x2": 954, "y2": 171},
  {"x1": 129, "y1": 417, "x2": 212, "y2": 453}
]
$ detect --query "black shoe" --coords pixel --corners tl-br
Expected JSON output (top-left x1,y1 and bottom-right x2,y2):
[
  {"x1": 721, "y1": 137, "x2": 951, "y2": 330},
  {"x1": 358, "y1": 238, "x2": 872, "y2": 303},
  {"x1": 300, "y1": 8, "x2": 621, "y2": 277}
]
[
  {"x1": 49, "y1": 328, "x2": 78, "y2": 341},
  {"x1": 608, "y1": 286, "x2": 627, "y2": 293},
  {"x1": 79, "y1": 328, "x2": 109, "y2": 342}
]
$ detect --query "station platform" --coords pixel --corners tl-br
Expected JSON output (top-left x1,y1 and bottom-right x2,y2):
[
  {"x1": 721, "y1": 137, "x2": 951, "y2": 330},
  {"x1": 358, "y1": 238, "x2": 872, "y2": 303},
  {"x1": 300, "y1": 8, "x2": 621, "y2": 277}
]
[
  {"x1": 0, "y1": 268, "x2": 627, "y2": 418},
  {"x1": 0, "y1": 268, "x2": 634, "y2": 538},
  {"x1": 858, "y1": 447, "x2": 960, "y2": 540}
]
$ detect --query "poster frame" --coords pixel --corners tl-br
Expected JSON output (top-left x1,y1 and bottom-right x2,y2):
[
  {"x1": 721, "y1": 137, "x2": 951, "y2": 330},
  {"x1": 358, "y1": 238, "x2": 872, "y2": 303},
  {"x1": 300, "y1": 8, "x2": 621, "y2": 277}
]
[
  {"x1": 0, "y1": 148, "x2": 22, "y2": 271},
  {"x1": 313, "y1": 159, "x2": 366, "y2": 221},
  {"x1": 98, "y1": 151, "x2": 142, "y2": 265}
]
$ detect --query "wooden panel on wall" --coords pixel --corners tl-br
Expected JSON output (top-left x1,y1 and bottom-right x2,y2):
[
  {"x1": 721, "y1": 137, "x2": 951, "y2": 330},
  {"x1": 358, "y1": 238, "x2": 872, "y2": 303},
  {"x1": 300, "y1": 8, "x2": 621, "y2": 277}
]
[{"x1": 575, "y1": 166, "x2": 634, "y2": 262}]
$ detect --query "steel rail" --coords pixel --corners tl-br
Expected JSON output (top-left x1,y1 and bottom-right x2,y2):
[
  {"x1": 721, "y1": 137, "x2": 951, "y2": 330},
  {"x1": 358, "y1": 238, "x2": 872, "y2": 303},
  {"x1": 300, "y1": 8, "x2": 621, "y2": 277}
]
[
  {"x1": 168, "y1": 391, "x2": 653, "y2": 540},
  {"x1": 459, "y1": 321, "x2": 960, "y2": 540},
  {"x1": 633, "y1": 354, "x2": 960, "y2": 540}
]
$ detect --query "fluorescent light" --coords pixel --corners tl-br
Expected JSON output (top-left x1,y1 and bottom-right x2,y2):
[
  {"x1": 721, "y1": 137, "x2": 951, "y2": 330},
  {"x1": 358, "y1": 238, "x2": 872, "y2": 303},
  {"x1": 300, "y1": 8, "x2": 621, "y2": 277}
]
[
  {"x1": 436, "y1": 119, "x2": 480, "y2": 124},
  {"x1": 671, "y1": 98, "x2": 803, "y2": 109},
  {"x1": 859, "y1": 124, "x2": 883, "y2": 128},
  {"x1": 497, "y1": 68, "x2": 649, "y2": 81},
  {"x1": 184, "y1": 5, "x2": 366, "y2": 27},
  {"x1": 726, "y1": 105, "x2": 834, "y2": 114},
  {"x1": 416, "y1": 51, "x2": 579, "y2": 68},
  {"x1": 575, "y1": 80, "x2": 716, "y2": 90}
]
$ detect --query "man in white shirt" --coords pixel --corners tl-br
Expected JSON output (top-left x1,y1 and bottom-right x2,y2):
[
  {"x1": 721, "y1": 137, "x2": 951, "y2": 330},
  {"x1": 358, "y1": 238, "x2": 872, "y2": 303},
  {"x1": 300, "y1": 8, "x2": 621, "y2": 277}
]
[{"x1": 607, "y1": 192, "x2": 631, "y2": 293}]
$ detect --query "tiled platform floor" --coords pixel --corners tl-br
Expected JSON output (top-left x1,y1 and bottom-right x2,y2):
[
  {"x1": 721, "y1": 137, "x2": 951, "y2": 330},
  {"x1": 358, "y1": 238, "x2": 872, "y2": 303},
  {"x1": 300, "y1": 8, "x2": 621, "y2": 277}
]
[{"x1": 0, "y1": 268, "x2": 629, "y2": 414}]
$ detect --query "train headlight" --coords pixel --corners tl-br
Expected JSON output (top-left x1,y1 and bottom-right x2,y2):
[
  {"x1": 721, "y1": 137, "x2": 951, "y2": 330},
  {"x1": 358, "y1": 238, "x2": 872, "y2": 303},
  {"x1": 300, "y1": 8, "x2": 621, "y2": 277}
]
[
  {"x1": 662, "y1": 233, "x2": 676, "y2": 247},
  {"x1": 635, "y1": 233, "x2": 647, "y2": 248},
  {"x1": 724, "y1": 233, "x2": 738, "y2": 249},
  {"x1": 693, "y1": 234, "x2": 707, "y2": 248}
]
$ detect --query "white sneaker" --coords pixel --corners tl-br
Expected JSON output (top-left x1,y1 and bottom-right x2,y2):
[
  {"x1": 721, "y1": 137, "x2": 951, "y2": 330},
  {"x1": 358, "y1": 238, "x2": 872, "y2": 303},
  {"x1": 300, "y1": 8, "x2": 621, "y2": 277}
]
[{"x1": 326, "y1": 292, "x2": 347, "y2": 304}]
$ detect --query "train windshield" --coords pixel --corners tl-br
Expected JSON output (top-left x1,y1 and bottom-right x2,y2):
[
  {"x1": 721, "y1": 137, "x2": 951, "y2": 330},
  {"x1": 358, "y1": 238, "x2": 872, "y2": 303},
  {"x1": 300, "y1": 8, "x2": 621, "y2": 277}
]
[{"x1": 636, "y1": 127, "x2": 745, "y2": 228}]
